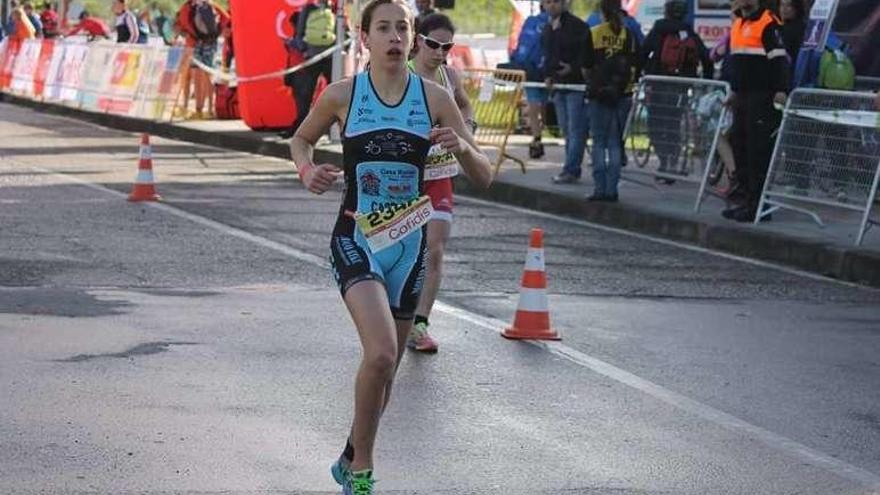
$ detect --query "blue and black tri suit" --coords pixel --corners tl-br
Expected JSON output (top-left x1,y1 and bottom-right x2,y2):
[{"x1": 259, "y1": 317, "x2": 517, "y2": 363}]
[{"x1": 330, "y1": 71, "x2": 434, "y2": 320}]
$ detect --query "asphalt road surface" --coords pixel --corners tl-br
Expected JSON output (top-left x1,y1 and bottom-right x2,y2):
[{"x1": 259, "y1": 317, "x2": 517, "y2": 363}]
[{"x1": 2, "y1": 103, "x2": 879, "y2": 494}]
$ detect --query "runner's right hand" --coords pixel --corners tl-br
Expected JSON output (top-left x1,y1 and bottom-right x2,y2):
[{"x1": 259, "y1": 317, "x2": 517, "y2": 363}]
[{"x1": 302, "y1": 163, "x2": 342, "y2": 194}]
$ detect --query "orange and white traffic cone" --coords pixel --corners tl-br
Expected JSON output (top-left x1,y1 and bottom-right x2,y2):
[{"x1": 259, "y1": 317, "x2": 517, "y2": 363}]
[
  {"x1": 502, "y1": 228, "x2": 560, "y2": 340},
  {"x1": 128, "y1": 133, "x2": 161, "y2": 202}
]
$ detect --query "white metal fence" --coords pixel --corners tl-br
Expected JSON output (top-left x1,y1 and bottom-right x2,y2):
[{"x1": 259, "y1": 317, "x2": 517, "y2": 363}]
[
  {"x1": 623, "y1": 75, "x2": 732, "y2": 212},
  {"x1": 756, "y1": 88, "x2": 880, "y2": 246}
]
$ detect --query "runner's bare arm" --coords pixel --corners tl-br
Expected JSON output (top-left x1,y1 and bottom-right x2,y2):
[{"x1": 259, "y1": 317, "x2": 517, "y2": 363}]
[
  {"x1": 290, "y1": 79, "x2": 351, "y2": 194},
  {"x1": 447, "y1": 67, "x2": 475, "y2": 126},
  {"x1": 426, "y1": 82, "x2": 492, "y2": 189}
]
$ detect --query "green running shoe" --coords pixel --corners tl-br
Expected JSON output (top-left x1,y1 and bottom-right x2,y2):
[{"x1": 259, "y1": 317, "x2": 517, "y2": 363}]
[{"x1": 342, "y1": 469, "x2": 375, "y2": 495}]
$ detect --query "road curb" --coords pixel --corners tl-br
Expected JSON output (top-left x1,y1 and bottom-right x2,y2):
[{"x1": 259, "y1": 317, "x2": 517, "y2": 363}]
[{"x1": 6, "y1": 94, "x2": 879, "y2": 288}]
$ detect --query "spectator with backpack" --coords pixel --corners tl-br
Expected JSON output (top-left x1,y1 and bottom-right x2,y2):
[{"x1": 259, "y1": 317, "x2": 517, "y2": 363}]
[
  {"x1": 282, "y1": 0, "x2": 338, "y2": 137},
  {"x1": 111, "y1": 0, "x2": 139, "y2": 43},
  {"x1": 641, "y1": 0, "x2": 713, "y2": 183},
  {"x1": 174, "y1": 0, "x2": 230, "y2": 119},
  {"x1": 510, "y1": 5, "x2": 550, "y2": 159},
  {"x1": 585, "y1": 0, "x2": 639, "y2": 201}
]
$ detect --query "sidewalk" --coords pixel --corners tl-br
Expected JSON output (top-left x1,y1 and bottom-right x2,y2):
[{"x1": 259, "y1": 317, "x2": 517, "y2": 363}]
[{"x1": 6, "y1": 94, "x2": 880, "y2": 287}]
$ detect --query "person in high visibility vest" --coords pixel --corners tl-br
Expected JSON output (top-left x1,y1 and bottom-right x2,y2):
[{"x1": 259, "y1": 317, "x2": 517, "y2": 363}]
[{"x1": 723, "y1": 0, "x2": 790, "y2": 223}]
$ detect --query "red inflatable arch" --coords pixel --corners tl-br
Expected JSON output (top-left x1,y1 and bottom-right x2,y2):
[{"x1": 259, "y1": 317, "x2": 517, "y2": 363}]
[{"x1": 230, "y1": 0, "x2": 309, "y2": 130}]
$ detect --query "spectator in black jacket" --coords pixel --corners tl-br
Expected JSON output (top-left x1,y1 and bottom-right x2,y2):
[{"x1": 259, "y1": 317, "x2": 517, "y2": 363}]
[
  {"x1": 723, "y1": 0, "x2": 790, "y2": 222},
  {"x1": 543, "y1": 0, "x2": 594, "y2": 184},
  {"x1": 779, "y1": 0, "x2": 807, "y2": 70}
]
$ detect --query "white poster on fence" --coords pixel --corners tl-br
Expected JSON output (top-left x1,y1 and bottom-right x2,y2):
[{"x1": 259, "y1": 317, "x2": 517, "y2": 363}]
[
  {"x1": 802, "y1": 0, "x2": 839, "y2": 49},
  {"x1": 78, "y1": 43, "x2": 115, "y2": 110},
  {"x1": 43, "y1": 41, "x2": 67, "y2": 101},
  {"x1": 58, "y1": 42, "x2": 89, "y2": 103},
  {"x1": 10, "y1": 39, "x2": 42, "y2": 95}
]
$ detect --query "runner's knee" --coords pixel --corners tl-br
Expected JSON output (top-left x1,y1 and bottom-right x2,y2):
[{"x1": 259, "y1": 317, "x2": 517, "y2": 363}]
[{"x1": 362, "y1": 348, "x2": 397, "y2": 378}]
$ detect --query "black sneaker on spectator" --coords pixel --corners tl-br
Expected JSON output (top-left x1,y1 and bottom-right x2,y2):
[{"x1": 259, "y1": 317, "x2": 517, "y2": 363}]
[
  {"x1": 586, "y1": 193, "x2": 617, "y2": 202},
  {"x1": 722, "y1": 206, "x2": 772, "y2": 223},
  {"x1": 722, "y1": 205, "x2": 748, "y2": 220},
  {"x1": 529, "y1": 140, "x2": 545, "y2": 159},
  {"x1": 552, "y1": 172, "x2": 579, "y2": 184}
]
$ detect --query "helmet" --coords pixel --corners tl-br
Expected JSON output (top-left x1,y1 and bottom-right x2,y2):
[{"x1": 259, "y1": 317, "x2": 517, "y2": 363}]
[{"x1": 664, "y1": 0, "x2": 687, "y2": 20}]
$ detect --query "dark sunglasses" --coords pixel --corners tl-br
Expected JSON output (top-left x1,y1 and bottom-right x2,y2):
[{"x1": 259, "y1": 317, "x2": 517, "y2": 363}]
[{"x1": 420, "y1": 34, "x2": 454, "y2": 52}]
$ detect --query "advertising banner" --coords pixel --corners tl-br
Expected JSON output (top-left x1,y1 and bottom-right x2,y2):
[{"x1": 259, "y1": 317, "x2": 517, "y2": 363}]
[
  {"x1": 802, "y1": 0, "x2": 838, "y2": 50},
  {"x1": 32, "y1": 39, "x2": 57, "y2": 98},
  {"x1": 57, "y1": 42, "x2": 89, "y2": 102},
  {"x1": 43, "y1": 40, "x2": 67, "y2": 101},
  {"x1": 99, "y1": 47, "x2": 146, "y2": 114},
  {"x1": 694, "y1": 16, "x2": 731, "y2": 46},
  {"x1": 10, "y1": 39, "x2": 42, "y2": 95},
  {"x1": 0, "y1": 38, "x2": 12, "y2": 89},
  {"x1": 78, "y1": 42, "x2": 115, "y2": 111}
]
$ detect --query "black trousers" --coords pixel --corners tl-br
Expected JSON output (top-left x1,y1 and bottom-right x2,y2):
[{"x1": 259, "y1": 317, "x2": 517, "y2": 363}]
[
  {"x1": 730, "y1": 92, "x2": 782, "y2": 212},
  {"x1": 289, "y1": 55, "x2": 332, "y2": 133}
]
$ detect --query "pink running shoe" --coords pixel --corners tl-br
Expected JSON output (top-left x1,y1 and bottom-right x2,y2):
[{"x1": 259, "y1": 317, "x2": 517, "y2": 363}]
[{"x1": 406, "y1": 322, "x2": 438, "y2": 353}]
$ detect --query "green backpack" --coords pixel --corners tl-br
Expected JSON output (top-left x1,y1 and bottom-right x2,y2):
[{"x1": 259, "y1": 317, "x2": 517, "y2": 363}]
[
  {"x1": 304, "y1": 7, "x2": 336, "y2": 47},
  {"x1": 818, "y1": 48, "x2": 855, "y2": 91}
]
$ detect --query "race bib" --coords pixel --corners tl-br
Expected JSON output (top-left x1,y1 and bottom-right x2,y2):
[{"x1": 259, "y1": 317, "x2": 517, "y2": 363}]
[
  {"x1": 354, "y1": 196, "x2": 434, "y2": 253},
  {"x1": 424, "y1": 143, "x2": 460, "y2": 180}
]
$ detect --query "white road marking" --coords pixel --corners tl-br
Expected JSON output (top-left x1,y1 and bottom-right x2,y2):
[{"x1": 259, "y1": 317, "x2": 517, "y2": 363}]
[
  {"x1": 13, "y1": 161, "x2": 880, "y2": 490},
  {"x1": 436, "y1": 302, "x2": 880, "y2": 491}
]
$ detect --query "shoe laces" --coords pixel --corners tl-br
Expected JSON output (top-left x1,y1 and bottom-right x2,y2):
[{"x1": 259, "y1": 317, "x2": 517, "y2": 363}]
[
  {"x1": 349, "y1": 472, "x2": 375, "y2": 495},
  {"x1": 412, "y1": 321, "x2": 429, "y2": 337}
]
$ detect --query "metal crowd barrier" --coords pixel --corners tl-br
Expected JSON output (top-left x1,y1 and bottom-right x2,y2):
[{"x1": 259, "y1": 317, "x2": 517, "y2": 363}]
[
  {"x1": 756, "y1": 88, "x2": 880, "y2": 246},
  {"x1": 461, "y1": 67, "x2": 526, "y2": 176},
  {"x1": 623, "y1": 75, "x2": 731, "y2": 212}
]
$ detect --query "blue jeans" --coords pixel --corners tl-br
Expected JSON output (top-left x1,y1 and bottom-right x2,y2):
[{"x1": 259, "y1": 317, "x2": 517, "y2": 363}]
[
  {"x1": 552, "y1": 90, "x2": 588, "y2": 178},
  {"x1": 590, "y1": 98, "x2": 632, "y2": 197}
]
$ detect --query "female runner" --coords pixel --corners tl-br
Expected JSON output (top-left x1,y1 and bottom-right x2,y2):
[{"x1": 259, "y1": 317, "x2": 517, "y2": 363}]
[
  {"x1": 406, "y1": 12, "x2": 476, "y2": 353},
  {"x1": 289, "y1": 0, "x2": 492, "y2": 492}
]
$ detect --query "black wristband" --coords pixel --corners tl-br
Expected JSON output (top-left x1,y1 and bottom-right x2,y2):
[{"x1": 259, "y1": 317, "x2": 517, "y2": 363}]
[{"x1": 465, "y1": 118, "x2": 478, "y2": 134}]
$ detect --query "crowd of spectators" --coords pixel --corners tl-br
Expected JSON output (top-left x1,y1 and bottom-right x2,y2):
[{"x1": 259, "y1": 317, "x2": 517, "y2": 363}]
[
  {"x1": 511, "y1": 0, "x2": 871, "y2": 222},
  {"x1": 1, "y1": 1, "x2": 232, "y2": 120}
]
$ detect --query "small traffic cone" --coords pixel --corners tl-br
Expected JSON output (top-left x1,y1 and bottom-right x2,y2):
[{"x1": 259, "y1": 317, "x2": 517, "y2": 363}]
[
  {"x1": 502, "y1": 228, "x2": 560, "y2": 340},
  {"x1": 128, "y1": 133, "x2": 161, "y2": 202}
]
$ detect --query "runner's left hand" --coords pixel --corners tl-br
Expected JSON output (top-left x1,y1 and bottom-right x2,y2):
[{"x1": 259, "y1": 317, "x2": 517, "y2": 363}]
[{"x1": 430, "y1": 127, "x2": 466, "y2": 155}]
